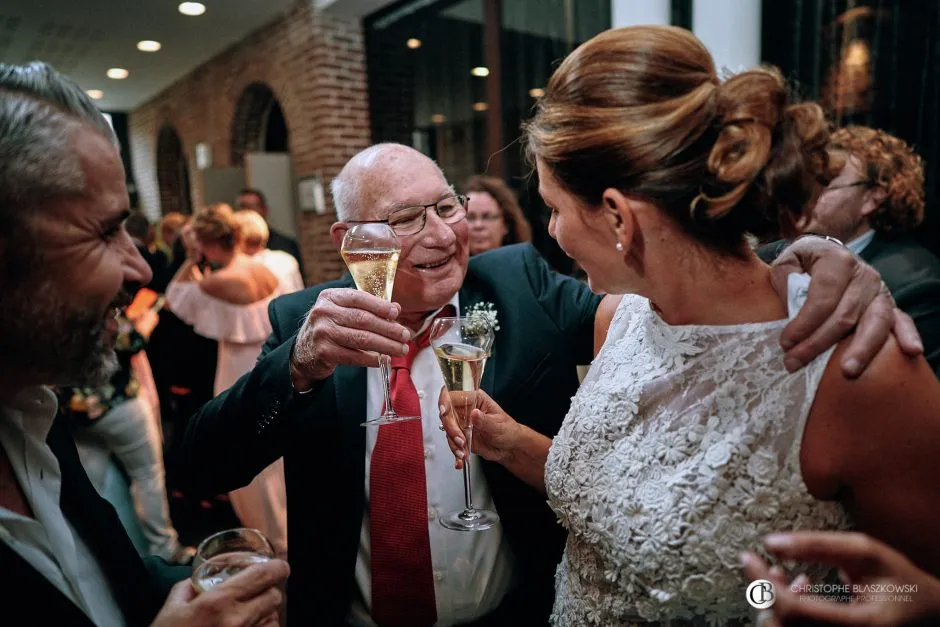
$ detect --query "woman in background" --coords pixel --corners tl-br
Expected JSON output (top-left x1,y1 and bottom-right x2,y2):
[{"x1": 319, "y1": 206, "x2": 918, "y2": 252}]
[
  {"x1": 63, "y1": 306, "x2": 191, "y2": 563},
  {"x1": 464, "y1": 175, "x2": 533, "y2": 255},
  {"x1": 235, "y1": 209, "x2": 304, "y2": 292},
  {"x1": 167, "y1": 203, "x2": 289, "y2": 557}
]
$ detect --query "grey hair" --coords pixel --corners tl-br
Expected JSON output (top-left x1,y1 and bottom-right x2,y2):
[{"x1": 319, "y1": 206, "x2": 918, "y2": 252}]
[
  {"x1": 0, "y1": 62, "x2": 118, "y2": 249},
  {"x1": 330, "y1": 142, "x2": 448, "y2": 222}
]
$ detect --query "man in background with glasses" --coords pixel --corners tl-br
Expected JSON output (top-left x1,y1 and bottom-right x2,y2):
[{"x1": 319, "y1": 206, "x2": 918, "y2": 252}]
[
  {"x1": 178, "y1": 142, "x2": 916, "y2": 626},
  {"x1": 798, "y1": 126, "x2": 940, "y2": 375}
]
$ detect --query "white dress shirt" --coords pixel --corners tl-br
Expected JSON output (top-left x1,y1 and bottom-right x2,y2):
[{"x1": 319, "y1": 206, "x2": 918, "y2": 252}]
[
  {"x1": 847, "y1": 229, "x2": 876, "y2": 255},
  {"x1": 349, "y1": 294, "x2": 516, "y2": 626},
  {"x1": 0, "y1": 387, "x2": 127, "y2": 627}
]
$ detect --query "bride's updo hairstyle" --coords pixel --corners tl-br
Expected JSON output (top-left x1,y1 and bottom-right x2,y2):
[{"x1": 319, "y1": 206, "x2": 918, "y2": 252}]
[{"x1": 524, "y1": 25, "x2": 832, "y2": 253}]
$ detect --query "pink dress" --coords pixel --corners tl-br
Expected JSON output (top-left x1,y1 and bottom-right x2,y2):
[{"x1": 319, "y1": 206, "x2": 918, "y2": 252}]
[{"x1": 166, "y1": 280, "x2": 289, "y2": 557}]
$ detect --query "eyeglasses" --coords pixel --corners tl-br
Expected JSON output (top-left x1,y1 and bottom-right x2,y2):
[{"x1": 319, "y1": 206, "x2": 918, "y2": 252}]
[
  {"x1": 824, "y1": 180, "x2": 871, "y2": 193},
  {"x1": 467, "y1": 212, "x2": 503, "y2": 224},
  {"x1": 348, "y1": 194, "x2": 468, "y2": 237}
]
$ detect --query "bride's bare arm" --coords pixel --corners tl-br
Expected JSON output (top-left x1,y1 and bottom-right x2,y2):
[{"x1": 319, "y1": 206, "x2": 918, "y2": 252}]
[
  {"x1": 594, "y1": 294, "x2": 622, "y2": 357},
  {"x1": 438, "y1": 388, "x2": 552, "y2": 494}
]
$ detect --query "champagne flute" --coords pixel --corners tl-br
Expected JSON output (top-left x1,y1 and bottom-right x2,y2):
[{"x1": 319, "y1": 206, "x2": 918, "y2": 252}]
[
  {"x1": 430, "y1": 316, "x2": 498, "y2": 531},
  {"x1": 340, "y1": 222, "x2": 419, "y2": 426},
  {"x1": 191, "y1": 528, "x2": 275, "y2": 593}
]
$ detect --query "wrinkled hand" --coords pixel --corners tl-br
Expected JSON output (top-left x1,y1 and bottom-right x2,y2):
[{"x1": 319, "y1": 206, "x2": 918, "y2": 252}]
[
  {"x1": 290, "y1": 288, "x2": 411, "y2": 390},
  {"x1": 741, "y1": 532, "x2": 940, "y2": 626},
  {"x1": 150, "y1": 559, "x2": 289, "y2": 627},
  {"x1": 770, "y1": 236, "x2": 922, "y2": 378},
  {"x1": 438, "y1": 387, "x2": 521, "y2": 470}
]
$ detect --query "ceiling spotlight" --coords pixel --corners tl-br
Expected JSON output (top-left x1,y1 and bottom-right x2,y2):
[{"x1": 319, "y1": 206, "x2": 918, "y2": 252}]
[
  {"x1": 528, "y1": 87, "x2": 545, "y2": 98},
  {"x1": 178, "y1": 2, "x2": 206, "y2": 16},
  {"x1": 107, "y1": 68, "x2": 129, "y2": 80},
  {"x1": 472, "y1": 102, "x2": 489, "y2": 112},
  {"x1": 430, "y1": 114, "x2": 446, "y2": 124},
  {"x1": 471, "y1": 66, "x2": 490, "y2": 77},
  {"x1": 137, "y1": 40, "x2": 162, "y2": 52},
  {"x1": 406, "y1": 38, "x2": 422, "y2": 49},
  {"x1": 86, "y1": 89, "x2": 104, "y2": 100}
]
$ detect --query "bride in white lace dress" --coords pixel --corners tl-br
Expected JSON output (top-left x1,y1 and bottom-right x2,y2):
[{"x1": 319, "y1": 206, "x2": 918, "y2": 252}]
[{"x1": 439, "y1": 25, "x2": 940, "y2": 625}]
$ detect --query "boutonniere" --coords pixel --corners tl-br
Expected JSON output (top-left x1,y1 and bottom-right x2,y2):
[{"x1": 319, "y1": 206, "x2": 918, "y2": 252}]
[{"x1": 466, "y1": 301, "x2": 500, "y2": 333}]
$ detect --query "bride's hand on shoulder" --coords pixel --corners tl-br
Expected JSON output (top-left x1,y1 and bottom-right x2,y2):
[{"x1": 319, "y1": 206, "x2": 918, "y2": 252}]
[{"x1": 437, "y1": 387, "x2": 521, "y2": 470}]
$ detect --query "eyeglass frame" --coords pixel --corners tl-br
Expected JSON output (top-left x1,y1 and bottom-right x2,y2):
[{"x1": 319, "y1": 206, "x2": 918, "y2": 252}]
[
  {"x1": 344, "y1": 194, "x2": 469, "y2": 237},
  {"x1": 823, "y1": 180, "x2": 872, "y2": 193}
]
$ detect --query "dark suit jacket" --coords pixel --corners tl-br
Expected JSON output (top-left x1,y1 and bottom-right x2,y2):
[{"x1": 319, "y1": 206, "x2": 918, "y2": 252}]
[
  {"x1": 267, "y1": 228, "x2": 305, "y2": 281},
  {"x1": 0, "y1": 415, "x2": 187, "y2": 626},
  {"x1": 758, "y1": 233, "x2": 940, "y2": 375},
  {"x1": 179, "y1": 243, "x2": 602, "y2": 626}
]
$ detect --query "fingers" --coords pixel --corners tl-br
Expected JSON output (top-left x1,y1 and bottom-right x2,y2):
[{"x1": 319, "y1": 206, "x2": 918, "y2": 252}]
[
  {"x1": 836, "y1": 290, "x2": 896, "y2": 378},
  {"x1": 892, "y1": 309, "x2": 924, "y2": 357},
  {"x1": 321, "y1": 288, "x2": 401, "y2": 320},
  {"x1": 220, "y1": 559, "x2": 290, "y2": 602},
  {"x1": 438, "y1": 390, "x2": 466, "y2": 470},
  {"x1": 763, "y1": 532, "x2": 884, "y2": 577},
  {"x1": 234, "y1": 586, "x2": 284, "y2": 627},
  {"x1": 165, "y1": 578, "x2": 197, "y2": 605}
]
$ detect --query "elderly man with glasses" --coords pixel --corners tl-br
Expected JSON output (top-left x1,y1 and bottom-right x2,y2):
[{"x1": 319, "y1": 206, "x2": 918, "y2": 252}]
[{"x1": 178, "y1": 142, "x2": 917, "y2": 626}]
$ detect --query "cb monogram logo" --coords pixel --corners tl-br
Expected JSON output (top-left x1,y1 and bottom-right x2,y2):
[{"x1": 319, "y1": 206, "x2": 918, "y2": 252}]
[{"x1": 746, "y1": 579, "x2": 776, "y2": 609}]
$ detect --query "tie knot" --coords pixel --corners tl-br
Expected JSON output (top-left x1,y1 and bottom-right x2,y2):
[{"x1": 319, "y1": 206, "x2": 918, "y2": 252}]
[{"x1": 390, "y1": 304, "x2": 456, "y2": 371}]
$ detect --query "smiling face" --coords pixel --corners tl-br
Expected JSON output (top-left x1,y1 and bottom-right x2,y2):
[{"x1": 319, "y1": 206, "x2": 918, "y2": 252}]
[
  {"x1": 0, "y1": 126, "x2": 152, "y2": 386},
  {"x1": 538, "y1": 159, "x2": 627, "y2": 294},
  {"x1": 332, "y1": 147, "x2": 469, "y2": 318},
  {"x1": 467, "y1": 191, "x2": 508, "y2": 255}
]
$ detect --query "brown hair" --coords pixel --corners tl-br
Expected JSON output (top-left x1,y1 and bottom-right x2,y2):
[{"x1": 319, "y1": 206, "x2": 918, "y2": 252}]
[
  {"x1": 524, "y1": 25, "x2": 833, "y2": 252},
  {"x1": 829, "y1": 126, "x2": 925, "y2": 234},
  {"x1": 159, "y1": 212, "x2": 187, "y2": 242},
  {"x1": 192, "y1": 203, "x2": 239, "y2": 250},
  {"x1": 463, "y1": 175, "x2": 533, "y2": 245}
]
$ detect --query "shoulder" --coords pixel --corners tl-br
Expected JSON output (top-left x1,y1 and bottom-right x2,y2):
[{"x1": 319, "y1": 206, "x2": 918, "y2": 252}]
[
  {"x1": 804, "y1": 333, "x2": 940, "y2": 490},
  {"x1": 468, "y1": 242, "x2": 536, "y2": 273}
]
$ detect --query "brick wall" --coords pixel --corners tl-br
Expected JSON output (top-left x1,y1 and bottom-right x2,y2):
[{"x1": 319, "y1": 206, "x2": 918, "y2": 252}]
[{"x1": 129, "y1": 0, "x2": 371, "y2": 285}]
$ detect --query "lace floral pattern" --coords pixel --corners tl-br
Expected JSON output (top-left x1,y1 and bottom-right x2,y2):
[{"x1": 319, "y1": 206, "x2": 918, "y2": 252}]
[{"x1": 545, "y1": 295, "x2": 852, "y2": 625}]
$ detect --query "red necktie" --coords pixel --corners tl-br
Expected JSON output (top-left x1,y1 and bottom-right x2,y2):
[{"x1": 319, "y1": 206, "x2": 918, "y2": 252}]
[{"x1": 370, "y1": 306, "x2": 454, "y2": 626}]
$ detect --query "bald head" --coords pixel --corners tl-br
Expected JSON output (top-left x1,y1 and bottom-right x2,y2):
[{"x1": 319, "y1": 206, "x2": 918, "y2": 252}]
[{"x1": 331, "y1": 143, "x2": 449, "y2": 222}]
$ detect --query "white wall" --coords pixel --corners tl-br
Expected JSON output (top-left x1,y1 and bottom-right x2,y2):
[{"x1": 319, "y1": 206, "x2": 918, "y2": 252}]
[
  {"x1": 692, "y1": 0, "x2": 761, "y2": 73},
  {"x1": 610, "y1": 0, "x2": 670, "y2": 28}
]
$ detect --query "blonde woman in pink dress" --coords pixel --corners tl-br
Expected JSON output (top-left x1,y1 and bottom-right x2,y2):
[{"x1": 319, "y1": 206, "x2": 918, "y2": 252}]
[{"x1": 167, "y1": 203, "x2": 290, "y2": 557}]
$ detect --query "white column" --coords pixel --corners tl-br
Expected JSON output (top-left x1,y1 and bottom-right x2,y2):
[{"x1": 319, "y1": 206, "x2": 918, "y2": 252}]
[
  {"x1": 611, "y1": 0, "x2": 671, "y2": 28},
  {"x1": 692, "y1": 0, "x2": 761, "y2": 72}
]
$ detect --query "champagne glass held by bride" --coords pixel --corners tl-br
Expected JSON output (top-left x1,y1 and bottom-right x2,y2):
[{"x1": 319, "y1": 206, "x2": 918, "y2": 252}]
[{"x1": 430, "y1": 315, "x2": 499, "y2": 531}]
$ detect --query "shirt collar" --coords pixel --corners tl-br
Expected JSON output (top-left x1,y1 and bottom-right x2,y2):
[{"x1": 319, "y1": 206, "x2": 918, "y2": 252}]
[
  {"x1": 846, "y1": 230, "x2": 876, "y2": 255},
  {"x1": 414, "y1": 292, "x2": 461, "y2": 337},
  {"x1": 1, "y1": 387, "x2": 59, "y2": 443}
]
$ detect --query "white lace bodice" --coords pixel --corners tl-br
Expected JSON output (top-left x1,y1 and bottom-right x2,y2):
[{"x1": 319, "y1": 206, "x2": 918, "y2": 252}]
[{"x1": 544, "y1": 294, "x2": 852, "y2": 625}]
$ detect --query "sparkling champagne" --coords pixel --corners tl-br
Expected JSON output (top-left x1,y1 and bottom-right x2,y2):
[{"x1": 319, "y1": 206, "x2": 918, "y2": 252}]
[
  {"x1": 191, "y1": 551, "x2": 272, "y2": 593},
  {"x1": 434, "y1": 343, "x2": 488, "y2": 392},
  {"x1": 342, "y1": 248, "x2": 400, "y2": 301}
]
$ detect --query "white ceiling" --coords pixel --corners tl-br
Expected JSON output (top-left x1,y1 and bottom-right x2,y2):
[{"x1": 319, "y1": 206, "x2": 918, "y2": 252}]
[{"x1": 0, "y1": 0, "x2": 298, "y2": 111}]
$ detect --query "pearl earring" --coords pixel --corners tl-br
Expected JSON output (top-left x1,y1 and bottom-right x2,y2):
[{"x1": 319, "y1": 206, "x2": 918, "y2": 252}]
[{"x1": 615, "y1": 242, "x2": 624, "y2": 252}]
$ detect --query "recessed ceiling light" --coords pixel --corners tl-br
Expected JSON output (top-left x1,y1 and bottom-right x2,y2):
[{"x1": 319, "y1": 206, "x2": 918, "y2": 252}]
[
  {"x1": 86, "y1": 89, "x2": 104, "y2": 100},
  {"x1": 430, "y1": 114, "x2": 446, "y2": 124},
  {"x1": 472, "y1": 102, "x2": 489, "y2": 112},
  {"x1": 528, "y1": 88, "x2": 545, "y2": 98},
  {"x1": 107, "y1": 68, "x2": 129, "y2": 80},
  {"x1": 406, "y1": 38, "x2": 422, "y2": 49},
  {"x1": 178, "y1": 2, "x2": 206, "y2": 16},
  {"x1": 471, "y1": 66, "x2": 490, "y2": 77},
  {"x1": 137, "y1": 40, "x2": 162, "y2": 52}
]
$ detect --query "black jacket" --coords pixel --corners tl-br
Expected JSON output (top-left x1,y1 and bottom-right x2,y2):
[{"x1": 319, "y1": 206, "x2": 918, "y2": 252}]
[
  {"x1": 0, "y1": 415, "x2": 188, "y2": 626},
  {"x1": 179, "y1": 244, "x2": 602, "y2": 625}
]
